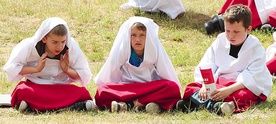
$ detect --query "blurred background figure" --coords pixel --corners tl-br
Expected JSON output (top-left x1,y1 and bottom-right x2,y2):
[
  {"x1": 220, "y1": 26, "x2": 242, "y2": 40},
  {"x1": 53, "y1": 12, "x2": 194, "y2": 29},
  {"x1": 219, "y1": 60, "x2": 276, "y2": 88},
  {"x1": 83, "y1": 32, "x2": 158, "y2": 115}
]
[
  {"x1": 266, "y1": 32, "x2": 276, "y2": 75},
  {"x1": 120, "y1": 0, "x2": 186, "y2": 20},
  {"x1": 205, "y1": 0, "x2": 276, "y2": 35}
]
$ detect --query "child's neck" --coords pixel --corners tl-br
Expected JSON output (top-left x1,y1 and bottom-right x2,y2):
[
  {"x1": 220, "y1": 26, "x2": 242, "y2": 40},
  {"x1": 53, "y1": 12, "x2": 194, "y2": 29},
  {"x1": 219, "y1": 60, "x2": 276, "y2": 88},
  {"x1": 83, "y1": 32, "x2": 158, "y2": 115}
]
[
  {"x1": 136, "y1": 52, "x2": 144, "y2": 58},
  {"x1": 44, "y1": 47, "x2": 55, "y2": 58},
  {"x1": 134, "y1": 50, "x2": 144, "y2": 58}
]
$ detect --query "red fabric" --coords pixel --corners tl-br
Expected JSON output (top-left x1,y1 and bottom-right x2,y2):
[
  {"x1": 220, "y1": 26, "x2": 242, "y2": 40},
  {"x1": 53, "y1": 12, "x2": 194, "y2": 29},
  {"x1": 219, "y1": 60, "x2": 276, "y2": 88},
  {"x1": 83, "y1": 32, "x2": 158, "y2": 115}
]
[
  {"x1": 218, "y1": 0, "x2": 262, "y2": 29},
  {"x1": 268, "y1": 10, "x2": 276, "y2": 27},
  {"x1": 11, "y1": 81, "x2": 92, "y2": 111},
  {"x1": 266, "y1": 56, "x2": 276, "y2": 74},
  {"x1": 183, "y1": 77, "x2": 267, "y2": 113},
  {"x1": 94, "y1": 79, "x2": 181, "y2": 110}
]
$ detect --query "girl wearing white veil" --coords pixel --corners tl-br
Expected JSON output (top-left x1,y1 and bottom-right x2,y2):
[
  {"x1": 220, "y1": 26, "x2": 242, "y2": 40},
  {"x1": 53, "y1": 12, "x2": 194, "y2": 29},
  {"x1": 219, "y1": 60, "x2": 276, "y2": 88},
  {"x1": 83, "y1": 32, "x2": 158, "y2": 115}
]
[
  {"x1": 94, "y1": 16, "x2": 181, "y2": 113},
  {"x1": 4, "y1": 17, "x2": 95, "y2": 112}
]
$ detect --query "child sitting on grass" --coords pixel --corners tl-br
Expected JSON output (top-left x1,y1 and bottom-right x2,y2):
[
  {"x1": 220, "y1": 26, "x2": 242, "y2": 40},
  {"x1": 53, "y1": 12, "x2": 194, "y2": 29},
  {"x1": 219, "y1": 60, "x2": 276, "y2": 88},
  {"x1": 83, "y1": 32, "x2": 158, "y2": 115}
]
[
  {"x1": 4, "y1": 17, "x2": 95, "y2": 112},
  {"x1": 177, "y1": 4, "x2": 273, "y2": 116},
  {"x1": 94, "y1": 16, "x2": 181, "y2": 113}
]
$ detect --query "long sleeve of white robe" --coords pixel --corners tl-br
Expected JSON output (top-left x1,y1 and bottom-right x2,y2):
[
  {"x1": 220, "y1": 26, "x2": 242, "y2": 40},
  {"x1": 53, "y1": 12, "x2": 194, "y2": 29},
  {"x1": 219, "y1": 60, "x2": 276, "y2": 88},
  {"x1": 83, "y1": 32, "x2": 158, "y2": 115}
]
[
  {"x1": 194, "y1": 33, "x2": 272, "y2": 97},
  {"x1": 4, "y1": 17, "x2": 92, "y2": 86},
  {"x1": 94, "y1": 16, "x2": 181, "y2": 89}
]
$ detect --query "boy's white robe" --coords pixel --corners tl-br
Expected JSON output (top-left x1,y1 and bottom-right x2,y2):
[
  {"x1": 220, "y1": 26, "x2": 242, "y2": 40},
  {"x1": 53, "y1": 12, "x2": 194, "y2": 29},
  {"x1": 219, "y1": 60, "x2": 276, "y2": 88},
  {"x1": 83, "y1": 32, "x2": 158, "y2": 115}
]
[
  {"x1": 94, "y1": 16, "x2": 181, "y2": 89},
  {"x1": 4, "y1": 17, "x2": 92, "y2": 86},
  {"x1": 194, "y1": 33, "x2": 272, "y2": 97},
  {"x1": 120, "y1": 0, "x2": 185, "y2": 19}
]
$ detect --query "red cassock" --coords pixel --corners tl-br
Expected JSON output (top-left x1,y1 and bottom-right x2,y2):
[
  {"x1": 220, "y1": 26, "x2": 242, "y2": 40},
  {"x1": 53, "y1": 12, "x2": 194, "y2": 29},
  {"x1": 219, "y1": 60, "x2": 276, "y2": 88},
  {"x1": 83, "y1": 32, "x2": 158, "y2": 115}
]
[
  {"x1": 11, "y1": 81, "x2": 92, "y2": 111},
  {"x1": 95, "y1": 79, "x2": 181, "y2": 110}
]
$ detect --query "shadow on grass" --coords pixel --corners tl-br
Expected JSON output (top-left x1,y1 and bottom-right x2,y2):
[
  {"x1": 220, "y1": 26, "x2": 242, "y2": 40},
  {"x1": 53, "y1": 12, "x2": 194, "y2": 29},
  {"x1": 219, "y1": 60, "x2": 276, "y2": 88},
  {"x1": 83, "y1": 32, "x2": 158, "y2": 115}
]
[
  {"x1": 133, "y1": 10, "x2": 211, "y2": 34},
  {"x1": 17, "y1": 108, "x2": 80, "y2": 115},
  {"x1": 255, "y1": 99, "x2": 276, "y2": 110}
]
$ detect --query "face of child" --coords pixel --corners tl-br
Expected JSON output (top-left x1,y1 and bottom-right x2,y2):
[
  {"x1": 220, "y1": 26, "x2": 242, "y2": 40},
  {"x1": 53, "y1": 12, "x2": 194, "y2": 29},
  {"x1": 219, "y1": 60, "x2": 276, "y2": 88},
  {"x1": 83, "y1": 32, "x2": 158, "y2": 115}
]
[
  {"x1": 42, "y1": 33, "x2": 67, "y2": 58},
  {"x1": 130, "y1": 26, "x2": 146, "y2": 57},
  {"x1": 225, "y1": 21, "x2": 251, "y2": 46}
]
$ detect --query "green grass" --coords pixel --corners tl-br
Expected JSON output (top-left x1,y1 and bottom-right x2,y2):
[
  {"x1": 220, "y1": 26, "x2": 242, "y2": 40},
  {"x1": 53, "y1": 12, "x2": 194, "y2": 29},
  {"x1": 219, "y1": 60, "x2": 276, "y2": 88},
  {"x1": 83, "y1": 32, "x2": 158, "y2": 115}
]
[{"x1": 1, "y1": 0, "x2": 276, "y2": 123}]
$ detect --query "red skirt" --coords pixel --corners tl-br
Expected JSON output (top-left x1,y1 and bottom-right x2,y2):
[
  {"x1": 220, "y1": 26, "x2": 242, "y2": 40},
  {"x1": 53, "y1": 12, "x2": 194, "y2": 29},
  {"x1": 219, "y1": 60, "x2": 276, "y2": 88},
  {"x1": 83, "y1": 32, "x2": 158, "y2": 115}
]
[
  {"x1": 183, "y1": 77, "x2": 267, "y2": 113},
  {"x1": 94, "y1": 79, "x2": 181, "y2": 110},
  {"x1": 218, "y1": 0, "x2": 262, "y2": 29},
  {"x1": 11, "y1": 81, "x2": 92, "y2": 111}
]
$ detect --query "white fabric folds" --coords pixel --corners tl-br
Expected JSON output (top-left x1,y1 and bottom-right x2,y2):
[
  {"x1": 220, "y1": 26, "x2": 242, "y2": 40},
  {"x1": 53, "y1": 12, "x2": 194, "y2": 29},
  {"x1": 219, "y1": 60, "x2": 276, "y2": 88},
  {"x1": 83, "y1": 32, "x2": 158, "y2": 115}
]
[
  {"x1": 255, "y1": 0, "x2": 276, "y2": 24},
  {"x1": 120, "y1": 0, "x2": 185, "y2": 19}
]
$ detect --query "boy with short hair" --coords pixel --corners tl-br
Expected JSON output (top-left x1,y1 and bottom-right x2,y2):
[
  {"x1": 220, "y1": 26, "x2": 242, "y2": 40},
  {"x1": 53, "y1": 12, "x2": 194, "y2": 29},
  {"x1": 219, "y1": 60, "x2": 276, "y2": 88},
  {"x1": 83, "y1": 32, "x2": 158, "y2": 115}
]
[
  {"x1": 177, "y1": 4, "x2": 272, "y2": 115},
  {"x1": 4, "y1": 17, "x2": 95, "y2": 112}
]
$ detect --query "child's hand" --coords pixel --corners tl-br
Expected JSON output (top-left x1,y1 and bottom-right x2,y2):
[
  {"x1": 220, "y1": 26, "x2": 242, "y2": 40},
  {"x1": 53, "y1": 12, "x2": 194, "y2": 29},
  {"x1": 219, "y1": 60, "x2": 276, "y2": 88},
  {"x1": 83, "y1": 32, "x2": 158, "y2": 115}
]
[
  {"x1": 210, "y1": 87, "x2": 231, "y2": 101},
  {"x1": 199, "y1": 86, "x2": 208, "y2": 101},
  {"x1": 36, "y1": 52, "x2": 47, "y2": 72},
  {"x1": 60, "y1": 50, "x2": 70, "y2": 73}
]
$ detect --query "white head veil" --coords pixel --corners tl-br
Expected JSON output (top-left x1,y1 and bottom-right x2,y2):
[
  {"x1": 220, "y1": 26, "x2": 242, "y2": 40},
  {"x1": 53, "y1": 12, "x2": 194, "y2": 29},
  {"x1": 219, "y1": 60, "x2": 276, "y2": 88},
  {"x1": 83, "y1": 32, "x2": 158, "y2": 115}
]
[
  {"x1": 4, "y1": 17, "x2": 91, "y2": 86},
  {"x1": 94, "y1": 16, "x2": 181, "y2": 89}
]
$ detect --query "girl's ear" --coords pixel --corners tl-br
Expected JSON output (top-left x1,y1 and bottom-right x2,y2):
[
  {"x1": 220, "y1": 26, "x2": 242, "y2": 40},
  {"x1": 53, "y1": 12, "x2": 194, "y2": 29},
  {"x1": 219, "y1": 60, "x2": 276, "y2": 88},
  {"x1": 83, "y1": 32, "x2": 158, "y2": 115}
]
[{"x1": 42, "y1": 37, "x2": 47, "y2": 43}]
